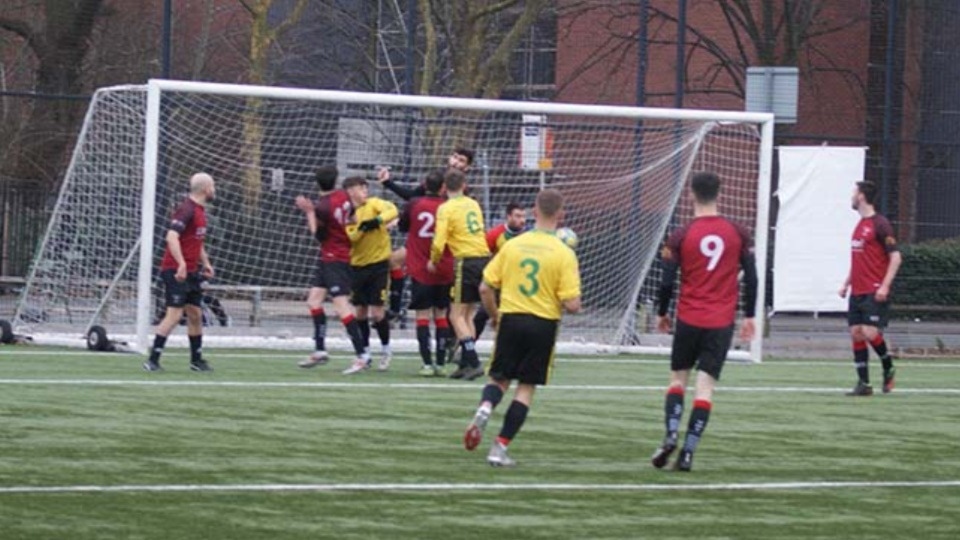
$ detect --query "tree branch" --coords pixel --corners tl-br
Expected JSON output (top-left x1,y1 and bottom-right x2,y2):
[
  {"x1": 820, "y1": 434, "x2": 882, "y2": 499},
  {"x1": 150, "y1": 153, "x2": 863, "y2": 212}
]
[{"x1": 0, "y1": 16, "x2": 43, "y2": 54}]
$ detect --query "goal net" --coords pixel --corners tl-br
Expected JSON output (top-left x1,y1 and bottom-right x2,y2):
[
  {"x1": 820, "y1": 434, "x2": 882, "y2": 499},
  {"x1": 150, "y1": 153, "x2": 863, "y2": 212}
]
[{"x1": 13, "y1": 80, "x2": 772, "y2": 361}]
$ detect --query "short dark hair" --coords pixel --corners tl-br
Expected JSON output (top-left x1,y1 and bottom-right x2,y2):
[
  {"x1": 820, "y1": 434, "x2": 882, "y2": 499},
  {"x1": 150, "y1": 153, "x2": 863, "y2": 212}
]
[
  {"x1": 444, "y1": 168, "x2": 467, "y2": 192},
  {"x1": 505, "y1": 202, "x2": 523, "y2": 215},
  {"x1": 453, "y1": 146, "x2": 474, "y2": 166},
  {"x1": 691, "y1": 172, "x2": 721, "y2": 204},
  {"x1": 424, "y1": 169, "x2": 445, "y2": 194},
  {"x1": 314, "y1": 165, "x2": 338, "y2": 191},
  {"x1": 856, "y1": 181, "x2": 878, "y2": 205},
  {"x1": 342, "y1": 176, "x2": 367, "y2": 190},
  {"x1": 536, "y1": 189, "x2": 564, "y2": 218}
]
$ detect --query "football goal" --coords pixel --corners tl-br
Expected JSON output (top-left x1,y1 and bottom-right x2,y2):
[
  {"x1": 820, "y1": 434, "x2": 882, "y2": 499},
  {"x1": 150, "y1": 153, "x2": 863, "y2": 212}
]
[{"x1": 11, "y1": 79, "x2": 773, "y2": 361}]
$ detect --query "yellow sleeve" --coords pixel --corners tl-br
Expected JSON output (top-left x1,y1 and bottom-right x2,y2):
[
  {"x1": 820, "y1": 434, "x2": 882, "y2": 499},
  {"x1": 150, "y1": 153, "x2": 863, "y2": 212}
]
[
  {"x1": 430, "y1": 203, "x2": 450, "y2": 264},
  {"x1": 375, "y1": 198, "x2": 399, "y2": 224},
  {"x1": 557, "y1": 250, "x2": 581, "y2": 301},
  {"x1": 482, "y1": 249, "x2": 505, "y2": 290},
  {"x1": 345, "y1": 222, "x2": 363, "y2": 243}
]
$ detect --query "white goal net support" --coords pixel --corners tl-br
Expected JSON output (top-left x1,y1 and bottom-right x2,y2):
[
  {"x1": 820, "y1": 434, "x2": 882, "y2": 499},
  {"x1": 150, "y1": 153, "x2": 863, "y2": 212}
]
[{"x1": 13, "y1": 80, "x2": 773, "y2": 361}]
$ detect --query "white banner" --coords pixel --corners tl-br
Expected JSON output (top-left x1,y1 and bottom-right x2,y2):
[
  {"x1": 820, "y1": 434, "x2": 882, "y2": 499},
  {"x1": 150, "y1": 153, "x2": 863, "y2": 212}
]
[{"x1": 773, "y1": 146, "x2": 865, "y2": 312}]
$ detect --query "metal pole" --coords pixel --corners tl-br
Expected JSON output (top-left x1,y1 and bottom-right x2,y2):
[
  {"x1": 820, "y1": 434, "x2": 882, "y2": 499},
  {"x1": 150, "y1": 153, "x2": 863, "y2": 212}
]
[
  {"x1": 880, "y1": 0, "x2": 897, "y2": 215},
  {"x1": 674, "y1": 0, "x2": 687, "y2": 108},
  {"x1": 161, "y1": 0, "x2": 172, "y2": 78},
  {"x1": 637, "y1": 0, "x2": 648, "y2": 108}
]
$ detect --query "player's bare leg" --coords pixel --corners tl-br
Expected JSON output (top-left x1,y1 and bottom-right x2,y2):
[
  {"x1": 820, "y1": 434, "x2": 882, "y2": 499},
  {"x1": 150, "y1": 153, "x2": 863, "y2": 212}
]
[
  {"x1": 144, "y1": 307, "x2": 184, "y2": 371},
  {"x1": 448, "y1": 303, "x2": 482, "y2": 379},
  {"x1": 465, "y1": 377, "x2": 509, "y2": 450},
  {"x1": 300, "y1": 287, "x2": 329, "y2": 368},
  {"x1": 652, "y1": 369, "x2": 691, "y2": 469},
  {"x1": 487, "y1": 383, "x2": 535, "y2": 467},
  {"x1": 184, "y1": 305, "x2": 211, "y2": 372}
]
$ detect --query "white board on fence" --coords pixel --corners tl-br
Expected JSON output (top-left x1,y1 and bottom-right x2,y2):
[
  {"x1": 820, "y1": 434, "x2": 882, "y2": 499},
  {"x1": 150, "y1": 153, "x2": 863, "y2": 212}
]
[{"x1": 773, "y1": 146, "x2": 865, "y2": 312}]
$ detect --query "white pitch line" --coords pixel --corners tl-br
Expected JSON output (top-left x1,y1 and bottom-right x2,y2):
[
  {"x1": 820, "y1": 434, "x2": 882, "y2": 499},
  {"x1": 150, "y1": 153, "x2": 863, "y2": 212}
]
[
  {"x1": 1, "y1": 480, "x2": 959, "y2": 495},
  {"x1": 0, "y1": 379, "x2": 958, "y2": 394}
]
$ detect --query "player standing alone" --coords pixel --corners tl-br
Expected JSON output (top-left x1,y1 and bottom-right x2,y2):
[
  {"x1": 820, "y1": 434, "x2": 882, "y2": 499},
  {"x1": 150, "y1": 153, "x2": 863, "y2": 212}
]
[
  {"x1": 294, "y1": 165, "x2": 369, "y2": 369},
  {"x1": 462, "y1": 189, "x2": 581, "y2": 467},
  {"x1": 143, "y1": 173, "x2": 217, "y2": 372},
  {"x1": 651, "y1": 172, "x2": 758, "y2": 472},
  {"x1": 398, "y1": 170, "x2": 455, "y2": 376},
  {"x1": 839, "y1": 180, "x2": 902, "y2": 396},
  {"x1": 429, "y1": 168, "x2": 490, "y2": 380}
]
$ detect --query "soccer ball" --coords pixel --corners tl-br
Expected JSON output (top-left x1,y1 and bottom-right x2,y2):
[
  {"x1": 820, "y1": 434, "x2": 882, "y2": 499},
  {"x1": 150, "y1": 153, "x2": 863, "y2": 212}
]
[{"x1": 556, "y1": 227, "x2": 578, "y2": 249}]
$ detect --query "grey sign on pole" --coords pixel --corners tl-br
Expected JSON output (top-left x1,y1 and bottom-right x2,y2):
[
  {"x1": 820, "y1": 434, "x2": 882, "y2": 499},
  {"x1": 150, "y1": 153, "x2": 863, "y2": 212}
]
[{"x1": 745, "y1": 67, "x2": 799, "y2": 124}]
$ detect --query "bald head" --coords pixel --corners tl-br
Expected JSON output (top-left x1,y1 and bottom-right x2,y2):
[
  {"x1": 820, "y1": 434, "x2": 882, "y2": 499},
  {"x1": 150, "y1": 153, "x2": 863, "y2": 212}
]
[{"x1": 189, "y1": 173, "x2": 215, "y2": 203}]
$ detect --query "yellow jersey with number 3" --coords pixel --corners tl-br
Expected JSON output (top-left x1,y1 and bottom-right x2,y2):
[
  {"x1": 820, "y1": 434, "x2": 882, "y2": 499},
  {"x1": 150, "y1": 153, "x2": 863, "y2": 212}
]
[
  {"x1": 431, "y1": 195, "x2": 490, "y2": 262},
  {"x1": 482, "y1": 229, "x2": 581, "y2": 321},
  {"x1": 346, "y1": 196, "x2": 398, "y2": 266}
]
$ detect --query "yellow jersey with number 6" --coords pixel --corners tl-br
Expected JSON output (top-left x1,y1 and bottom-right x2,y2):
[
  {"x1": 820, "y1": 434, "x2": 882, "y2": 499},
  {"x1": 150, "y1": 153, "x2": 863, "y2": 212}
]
[
  {"x1": 431, "y1": 195, "x2": 490, "y2": 262},
  {"x1": 482, "y1": 229, "x2": 581, "y2": 321}
]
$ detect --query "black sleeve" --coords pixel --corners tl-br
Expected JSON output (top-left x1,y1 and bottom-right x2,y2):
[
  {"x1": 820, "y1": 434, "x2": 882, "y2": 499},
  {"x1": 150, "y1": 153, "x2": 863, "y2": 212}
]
[
  {"x1": 383, "y1": 179, "x2": 424, "y2": 201},
  {"x1": 398, "y1": 201, "x2": 413, "y2": 233},
  {"x1": 314, "y1": 225, "x2": 328, "y2": 243},
  {"x1": 656, "y1": 260, "x2": 679, "y2": 317},
  {"x1": 740, "y1": 252, "x2": 759, "y2": 318}
]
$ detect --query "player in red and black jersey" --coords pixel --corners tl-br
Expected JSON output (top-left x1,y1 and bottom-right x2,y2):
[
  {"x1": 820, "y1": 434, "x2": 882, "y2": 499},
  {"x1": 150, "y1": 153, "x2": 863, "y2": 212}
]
[
  {"x1": 398, "y1": 170, "x2": 456, "y2": 376},
  {"x1": 473, "y1": 202, "x2": 527, "y2": 340},
  {"x1": 839, "y1": 180, "x2": 902, "y2": 396},
  {"x1": 144, "y1": 173, "x2": 217, "y2": 373},
  {"x1": 651, "y1": 172, "x2": 758, "y2": 472},
  {"x1": 294, "y1": 165, "x2": 368, "y2": 369},
  {"x1": 376, "y1": 147, "x2": 475, "y2": 324}
]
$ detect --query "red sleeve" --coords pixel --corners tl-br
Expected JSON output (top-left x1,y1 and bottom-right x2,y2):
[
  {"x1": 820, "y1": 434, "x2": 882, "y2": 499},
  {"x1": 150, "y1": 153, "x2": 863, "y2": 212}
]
[
  {"x1": 169, "y1": 199, "x2": 195, "y2": 234},
  {"x1": 873, "y1": 215, "x2": 900, "y2": 253}
]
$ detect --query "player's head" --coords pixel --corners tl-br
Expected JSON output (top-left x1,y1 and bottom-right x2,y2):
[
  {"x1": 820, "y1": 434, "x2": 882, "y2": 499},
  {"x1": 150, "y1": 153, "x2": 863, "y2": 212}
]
[
  {"x1": 505, "y1": 202, "x2": 526, "y2": 231},
  {"x1": 690, "y1": 172, "x2": 720, "y2": 205},
  {"x1": 853, "y1": 180, "x2": 878, "y2": 211},
  {"x1": 444, "y1": 168, "x2": 467, "y2": 194},
  {"x1": 534, "y1": 189, "x2": 564, "y2": 226},
  {"x1": 448, "y1": 146, "x2": 474, "y2": 172},
  {"x1": 424, "y1": 168, "x2": 445, "y2": 195},
  {"x1": 190, "y1": 172, "x2": 215, "y2": 202},
  {"x1": 342, "y1": 176, "x2": 369, "y2": 205},
  {"x1": 315, "y1": 165, "x2": 338, "y2": 192}
]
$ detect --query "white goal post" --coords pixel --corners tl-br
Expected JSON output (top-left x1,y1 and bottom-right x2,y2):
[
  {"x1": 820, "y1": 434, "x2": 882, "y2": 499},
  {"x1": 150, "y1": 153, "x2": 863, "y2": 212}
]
[{"x1": 14, "y1": 79, "x2": 773, "y2": 361}]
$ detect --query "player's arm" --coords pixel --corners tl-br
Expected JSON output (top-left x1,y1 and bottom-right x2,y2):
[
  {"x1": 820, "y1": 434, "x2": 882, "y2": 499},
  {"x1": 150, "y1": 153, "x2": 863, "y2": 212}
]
[
  {"x1": 430, "y1": 205, "x2": 450, "y2": 264},
  {"x1": 876, "y1": 220, "x2": 902, "y2": 302},
  {"x1": 656, "y1": 231, "x2": 683, "y2": 332},
  {"x1": 200, "y1": 246, "x2": 214, "y2": 278},
  {"x1": 165, "y1": 230, "x2": 187, "y2": 281},
  {"x1": 480, "y1": 252, "x2": 504, "y2": 327},
  {"x1": 558, "y1": 251, "x2": 582, "y2": 314},
  {"x1": 377, "y1": 167, "x2": 423, "y2": 201},
  {"x1": 739, "y1": 248, "x2": 759, "y2": 340}
]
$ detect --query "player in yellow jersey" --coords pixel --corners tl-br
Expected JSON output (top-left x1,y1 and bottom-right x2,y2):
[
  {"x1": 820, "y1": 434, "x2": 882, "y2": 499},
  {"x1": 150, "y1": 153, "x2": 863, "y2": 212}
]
[
  {"x1": 428, "y1": 168, "x2": 491, "y2": 380},
  {"x1": 462, "y1": 189, "x2": 581, "y2": 467},
  {"x1": 342, "y1": 176, "x2": 399, "y2": 375}
]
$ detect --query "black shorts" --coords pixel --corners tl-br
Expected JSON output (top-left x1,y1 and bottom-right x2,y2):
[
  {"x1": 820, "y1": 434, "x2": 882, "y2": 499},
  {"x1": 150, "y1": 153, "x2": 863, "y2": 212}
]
[
  {"x1": 311, "y1": 260, "x2": 352, "y2": 297},
  {"x1": 161, "y1": 269, "x2": 204, "y2": 308},
  {"x1": 848, "y1": 294, "x2": 889, "y2": 328},
  {"x1": 453, "y1": 256, "x2": 490, "y2": 304},
  {"x1": 408, "y1": 278, "x2": 451, "y2": 311},
  {"x1": 488, "y1": 313, "x2": 559, "y2": 386},
  {"x1": 351, "y1": 260, "x2": 389, "y2": 306},
  {"x1": 670, "y1": 320, "x2": 734, "y2": 381}
]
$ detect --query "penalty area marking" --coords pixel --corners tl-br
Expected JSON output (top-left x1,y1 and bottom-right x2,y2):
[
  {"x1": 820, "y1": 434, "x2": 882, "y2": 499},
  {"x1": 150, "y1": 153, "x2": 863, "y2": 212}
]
[
  {"x1": 1, "y1": 480, "x2": 959, "y2": 495},
  {"x1": 0, "y1": 379, "x2": 959, "y2": 394}
]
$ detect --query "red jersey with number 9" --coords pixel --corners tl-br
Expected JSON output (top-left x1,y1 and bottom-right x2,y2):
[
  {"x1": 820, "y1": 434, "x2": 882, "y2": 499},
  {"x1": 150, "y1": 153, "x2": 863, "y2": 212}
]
[
  {"x1": 663, "y1": 216, "x2": 752, "y2": 328},
  {"x1": 403, "y1": 195, "x2": 454, "y2": 285}
]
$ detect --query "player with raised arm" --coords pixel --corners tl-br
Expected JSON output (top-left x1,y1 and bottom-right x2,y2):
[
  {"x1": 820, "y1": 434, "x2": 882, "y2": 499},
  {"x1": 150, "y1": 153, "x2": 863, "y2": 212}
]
[
  {"x1": 839, "y1": 180, "x2": 903, "y2": 396},
  {"x1": 462, "y1": 189, "x2": 581, "y2": 467},
  {"x1": 651, "y1": 172, "x2": 758, "y2": 472},
  {"x1": 294, "y1": 165, "x2": 369, "y2": 369},
  {"x1": 473, "y1": 202, "x2": 528, "y2": 340},
  {"x1": 398, "y1": 170, "x2": 456, "y2": 376},
  {"x1": 430, "y1": 168, "x2": 490, "y2": 381},
  {"x1": 143, "y1": 173, "x2": 217, "y2": 372},
  {"x1": 377, "y1": 147, "x2": 475, "y2": 325},
  {"x1": 342, "y1": 176, "x2": 399, "y2": 375}
]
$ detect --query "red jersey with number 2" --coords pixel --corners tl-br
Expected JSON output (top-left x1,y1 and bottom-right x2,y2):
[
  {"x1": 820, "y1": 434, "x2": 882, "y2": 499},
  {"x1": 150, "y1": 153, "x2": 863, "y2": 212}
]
[
  {"x1": 850, "y1": 214, "x2": 898, "y2": 296},
  {"x1": 160, "y1": 197, "x2": 207, "y2": 271},
  {"x1": 315, "y1": 190, "x2": 353, "y2": 263},
  {"x1": 664, "y1": 216, "x2": 751, "y2": 328},
  {"x1": 404, "y1": 196, "x2": 454, "y2": 285}
]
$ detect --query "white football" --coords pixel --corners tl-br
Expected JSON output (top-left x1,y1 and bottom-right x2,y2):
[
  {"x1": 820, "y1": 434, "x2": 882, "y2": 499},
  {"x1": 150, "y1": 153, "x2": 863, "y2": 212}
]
[{"x1": 556, "y1": 227, "x2": 578, "y2": 249}]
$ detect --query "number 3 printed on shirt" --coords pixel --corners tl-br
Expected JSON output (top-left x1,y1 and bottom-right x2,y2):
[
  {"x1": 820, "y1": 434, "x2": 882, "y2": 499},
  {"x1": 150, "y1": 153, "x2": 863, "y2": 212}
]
[{"x1": 700, "y1": 234, "x2": 725, "y2": 271}]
